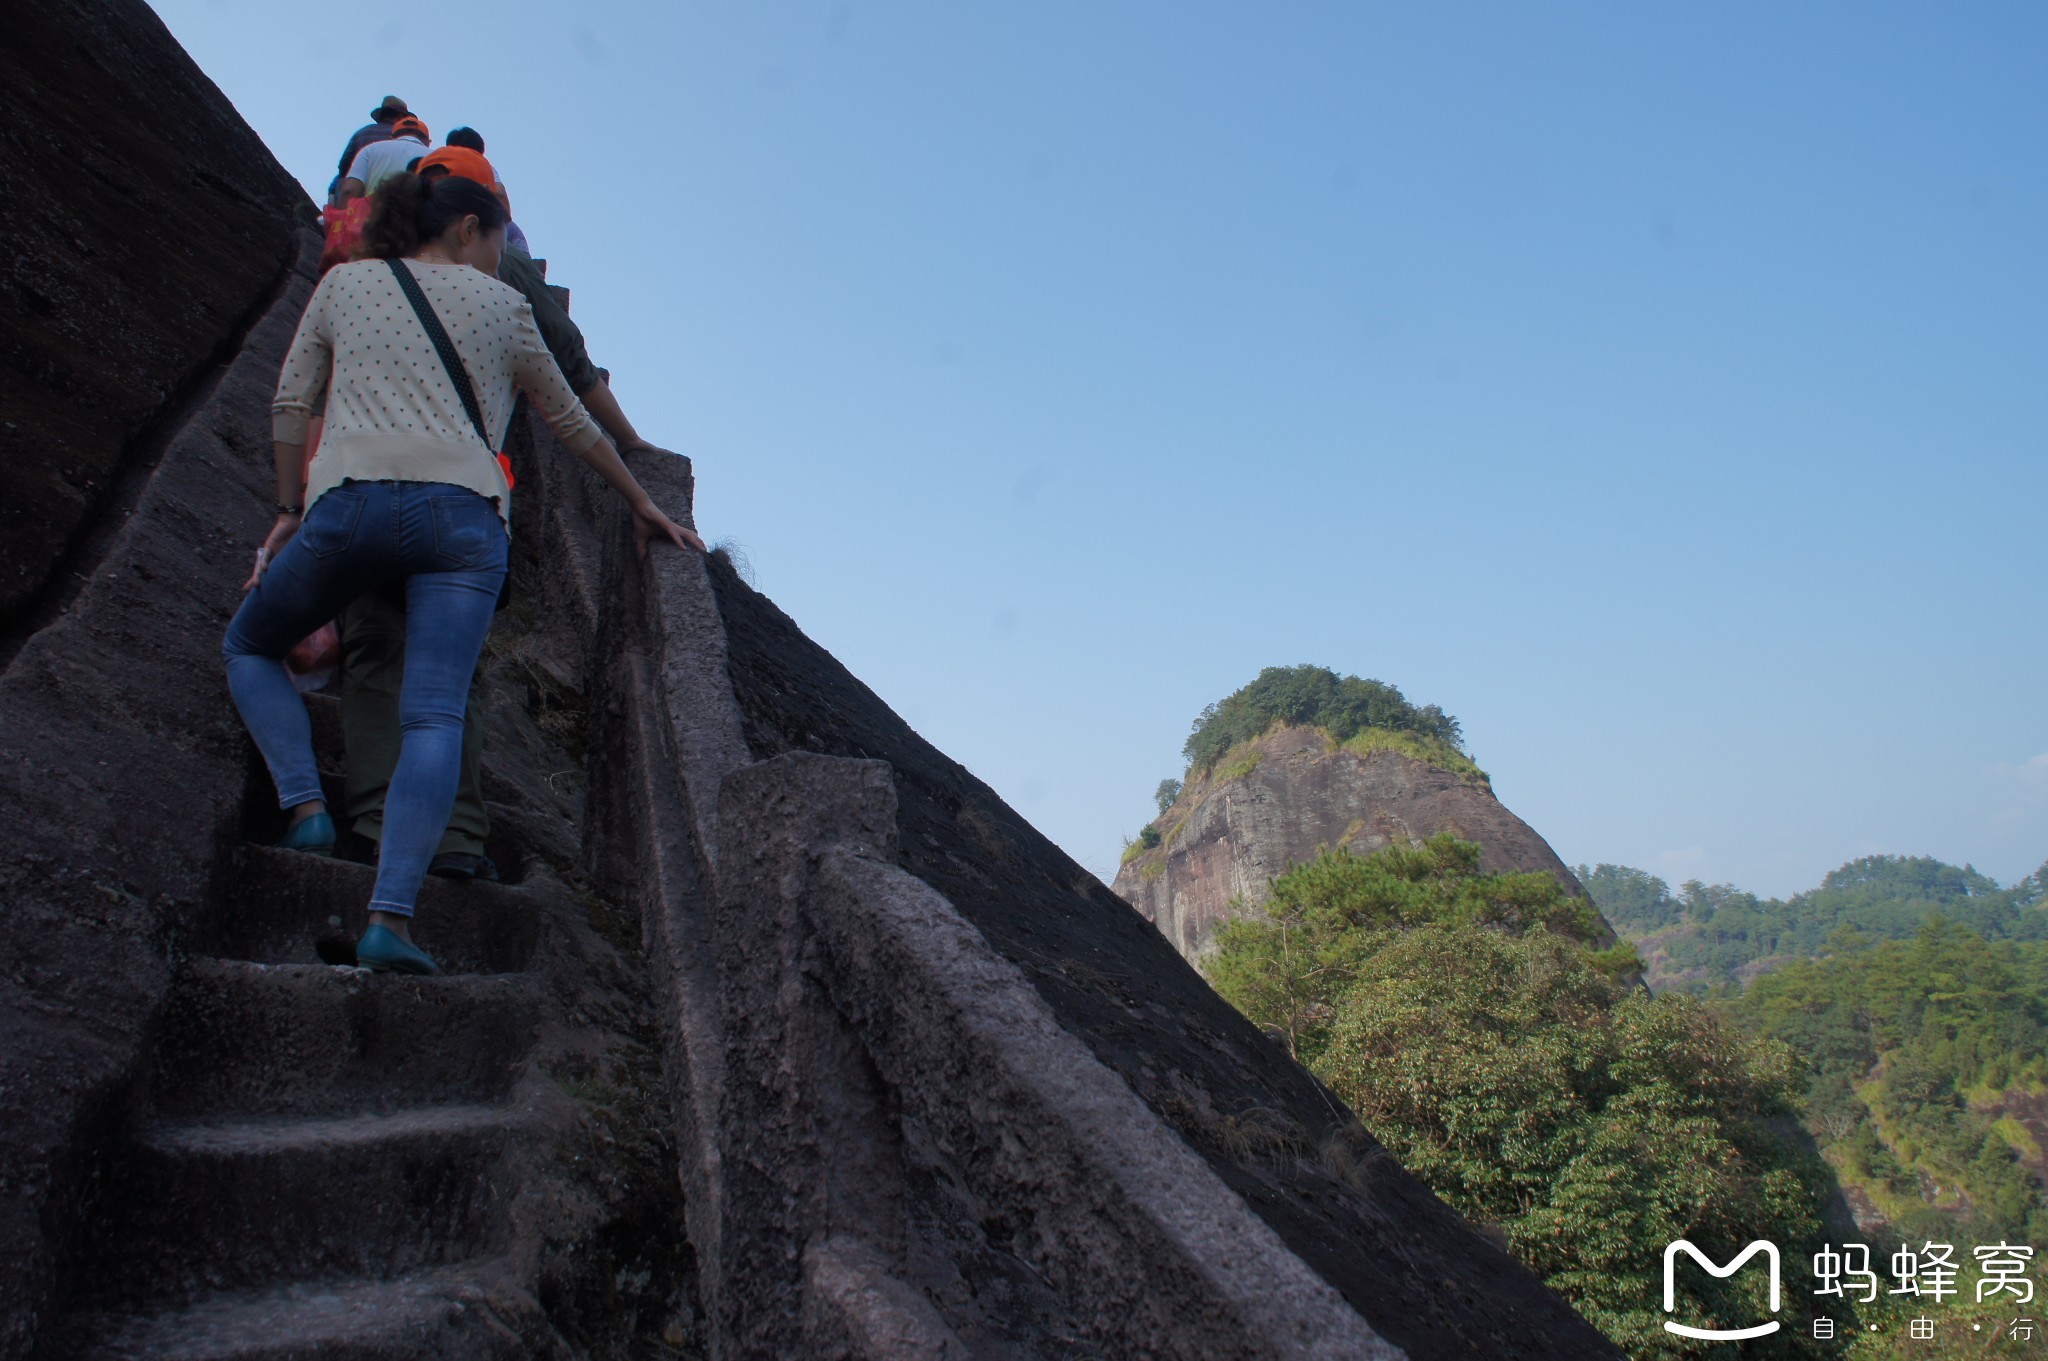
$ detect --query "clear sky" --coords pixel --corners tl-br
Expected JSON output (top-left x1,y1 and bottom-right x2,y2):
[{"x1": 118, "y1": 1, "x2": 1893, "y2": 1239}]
[{"x1": 152, "y1": 1, "x2": 2045, "y2": 899}]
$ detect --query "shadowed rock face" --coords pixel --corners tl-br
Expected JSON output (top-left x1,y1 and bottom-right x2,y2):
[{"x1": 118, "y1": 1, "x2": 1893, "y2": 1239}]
[
  {"x1": 2, "y1": 242, "x2": 698, "y2": 1357},
  {"x1": 1115, "y1": 725, "x2": 1596, "y2": 958},
  {"x1": 0, "y1": 0, "x2": 308, "y2": 629},
  {"x1": 0, "y1": 5, "x2": 312, "y2": 1343}
]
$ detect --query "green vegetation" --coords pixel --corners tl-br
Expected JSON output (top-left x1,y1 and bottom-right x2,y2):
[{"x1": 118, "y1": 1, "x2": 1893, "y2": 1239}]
[
  {"x1": 1211, "y1": 748, "x2": 1262, "y2": 784},
  {"x1": 1204, "y1": 836, "x2": 1831, "y2": 1356},
  {"x1": 1724, "y1": 917, "x2": 2048, "y2": 1245},
  {"x1": 1121, "y1": 824, "x2": 1163, "y2": 866},
  {"x1": 1578, "y1": 856, "x2": 2048, "y2": 991},
  {"x1": 1192, "y1": 830, "x2": 2048, "y2": 1354},
  {"x1": 1182, "y1": 665, "x2": 1462, "y2": 775},
  {"x1": 1338, "y1": 726, "x2": 1490, "y2": 788},
  {"x1": 1575, "y1": 852, "x2": 2048, "y2": 1317},
  {"x1": 1137, "y1": 667, "x2": 1484, "y2": 836}
]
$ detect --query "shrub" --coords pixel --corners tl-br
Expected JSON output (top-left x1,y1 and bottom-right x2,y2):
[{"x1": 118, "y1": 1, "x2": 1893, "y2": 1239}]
[{"x1": 1183, "y1": 665, "x2": 1461, "y2": 775}]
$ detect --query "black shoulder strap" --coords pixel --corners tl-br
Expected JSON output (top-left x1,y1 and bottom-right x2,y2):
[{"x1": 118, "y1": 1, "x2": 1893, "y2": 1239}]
[{"x1": 385, "y1": 258, "x2": 496, "y2": 452}]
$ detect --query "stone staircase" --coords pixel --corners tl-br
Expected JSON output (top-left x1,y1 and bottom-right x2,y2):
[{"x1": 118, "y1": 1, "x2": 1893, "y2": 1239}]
[{"x1": 38, "y1": 671, "x2": 696, "y2": 1357}]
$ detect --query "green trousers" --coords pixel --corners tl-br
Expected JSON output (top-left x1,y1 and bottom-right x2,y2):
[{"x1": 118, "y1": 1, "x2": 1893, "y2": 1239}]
[{"x1": 339, "y1": 590, "x2": 489, "y2": 858}]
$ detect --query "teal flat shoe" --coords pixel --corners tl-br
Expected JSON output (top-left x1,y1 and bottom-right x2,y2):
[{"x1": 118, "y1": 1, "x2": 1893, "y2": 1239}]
[
  {"x1": 279, "y1": 811, "x2": 336, "y2": 855},
  {"x1": 356, "y1": 923, "x2": 440, "y2": 976}
]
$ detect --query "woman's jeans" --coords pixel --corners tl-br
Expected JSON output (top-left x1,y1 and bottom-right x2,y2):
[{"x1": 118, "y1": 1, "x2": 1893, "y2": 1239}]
[{"x1": 223, "y1": 480, "x2": 507, "y2": 917}]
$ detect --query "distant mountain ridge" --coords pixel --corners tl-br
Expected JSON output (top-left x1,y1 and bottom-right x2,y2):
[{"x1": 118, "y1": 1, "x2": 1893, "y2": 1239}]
[
  {"x1": 1587, "y1": 854, "x2": 2048, "y2": 1251},
  {"x1": 1582, "y1": 854, "x2": 2048, "y2": 992}
]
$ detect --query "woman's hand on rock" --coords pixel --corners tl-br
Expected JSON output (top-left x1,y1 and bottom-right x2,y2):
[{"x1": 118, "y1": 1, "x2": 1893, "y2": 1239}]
[
  {"x1": 242, "y1": 513, "x2": 303, "y2": 592},
  {"x1": 631, "y1": 499, "x2": 704, "y2": 559}
]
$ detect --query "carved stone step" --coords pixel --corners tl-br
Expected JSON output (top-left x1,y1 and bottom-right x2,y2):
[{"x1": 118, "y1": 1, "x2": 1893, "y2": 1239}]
[
  {"x1": 150, "y1": 959, "x2": 543, "y2": 1119},
  {"x1": 200, "y1": 846, "x2": 542, "y2": 974},
  {"x1": 78, "y1": 1105, "x2": 527, "y2": 1305},
  {"x1": 41, "y1": 1261, "x2": 540, "y2": 1361}
]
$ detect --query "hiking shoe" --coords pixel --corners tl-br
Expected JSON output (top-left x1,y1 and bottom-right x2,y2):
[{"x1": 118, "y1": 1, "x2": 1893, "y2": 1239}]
[
  {"x1": 428, "y1": 851, "x2": 499, "y2": 882},
  {"x1": 279, "y1": 811, "x2": 336, "y2": 855},
  {"x1": 355, "y1": 923, "x2": 440, "y2": 976}
]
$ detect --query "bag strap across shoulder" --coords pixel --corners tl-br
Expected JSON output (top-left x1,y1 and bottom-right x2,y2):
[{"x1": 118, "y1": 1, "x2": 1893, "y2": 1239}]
[{"x1": 385, "y1": 257, "x2": 496, "y2": 453}]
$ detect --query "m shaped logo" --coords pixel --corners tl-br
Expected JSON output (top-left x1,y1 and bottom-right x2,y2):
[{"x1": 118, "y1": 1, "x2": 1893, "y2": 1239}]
[{"x1": 1663, "y1": 1239, "x2": 1782, "y2": 1340}]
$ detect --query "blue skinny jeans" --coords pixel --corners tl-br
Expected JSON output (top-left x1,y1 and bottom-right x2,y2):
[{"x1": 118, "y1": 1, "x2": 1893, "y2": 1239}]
[{"x1": 223, "y1": 480, "x2": 508, "y2": 917}]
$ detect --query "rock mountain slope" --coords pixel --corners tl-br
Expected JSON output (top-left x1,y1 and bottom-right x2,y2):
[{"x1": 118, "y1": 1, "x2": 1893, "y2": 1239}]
[
  {"x1": 1, "y1": 4, "x2": 1624, "y2": 1356},
  {"x1": 0, "y1": 0, "x2": 305, "y2": 630},
  {"x1": 1116, "y1": 725, "x2": 1595, "y2": 958}
]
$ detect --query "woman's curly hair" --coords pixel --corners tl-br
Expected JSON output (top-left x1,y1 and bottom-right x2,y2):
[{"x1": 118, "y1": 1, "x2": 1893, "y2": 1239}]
[{"x1": 361, "y1": 172, "x2": 507, "y2": 260}]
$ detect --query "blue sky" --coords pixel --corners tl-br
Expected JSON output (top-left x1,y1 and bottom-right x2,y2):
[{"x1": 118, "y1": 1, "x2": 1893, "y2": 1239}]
[{"x1": 153, "y1": 1, "x2": 2046, "y2": 897}]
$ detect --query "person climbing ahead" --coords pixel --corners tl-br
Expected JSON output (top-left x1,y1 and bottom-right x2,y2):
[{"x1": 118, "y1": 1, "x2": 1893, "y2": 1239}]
[
  {"x1": 227, "y1": 171, "x2": 702, "y2": 975},
  {"x1": 327, "y1": 94, "x2": 409, "y2": 205},
  {"x1": 416, "y1": 147, "x2": 672, "y2": 475},
  {"x1": 330, "y1": 143, "x2": 677, "y2": 883},
  {"x1": 442, "y1": 127, "x2": 530, "y2": 255},
  {"x1": 337, "y1": 115, "x2": 432, "y2": 201}
]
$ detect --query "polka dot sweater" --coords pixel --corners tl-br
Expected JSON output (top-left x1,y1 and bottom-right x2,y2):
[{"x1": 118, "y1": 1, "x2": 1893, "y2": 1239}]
[{"x1": 272, "y1": 257, "x2": 604, "y2": 530}]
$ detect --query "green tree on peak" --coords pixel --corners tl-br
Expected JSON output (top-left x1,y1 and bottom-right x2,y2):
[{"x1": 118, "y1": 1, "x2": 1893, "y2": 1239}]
[{"x1": 1182, "y1": 664, "x2": 1463, "y2": 775}]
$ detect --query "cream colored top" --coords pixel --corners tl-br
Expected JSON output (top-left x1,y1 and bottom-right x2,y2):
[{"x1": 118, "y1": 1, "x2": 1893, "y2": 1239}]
[{"x1": 272, "y1": 257, "x2": 604, "y2": 530}]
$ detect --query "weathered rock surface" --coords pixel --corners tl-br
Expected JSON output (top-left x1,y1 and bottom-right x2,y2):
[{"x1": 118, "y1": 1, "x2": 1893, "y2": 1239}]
[
  {"x1": 2, "y1": 241, "x2": 695, "y2": 1357},
  {"x1": 0, "y1": 0, "x2": 309, "y2": 629},
  {"x1": 4, "y1": 6, "x2": 1627, "y2": 1355},
  {"x1": 1115, "y1": 725, "x2": 1596, "y2": 958},
  {"x1": 655, "y1": 568, "x2": 1613, "y2": 1350}
]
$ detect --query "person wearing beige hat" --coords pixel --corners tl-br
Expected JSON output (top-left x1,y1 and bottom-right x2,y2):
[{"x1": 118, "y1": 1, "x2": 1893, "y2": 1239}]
[{"x1": 327, "y1": 95, "x2": 411, "y2": 205}]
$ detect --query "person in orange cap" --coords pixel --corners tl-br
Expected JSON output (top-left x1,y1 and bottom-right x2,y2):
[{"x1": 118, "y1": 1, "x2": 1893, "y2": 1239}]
[
  {"x1": 338, "y1": 115, "x2": 432, "y2": 201},
  {"x1": 437, "y1": 128, "x2": 530, "y2": 255},
  {"x1": 413, "y1": 143, "x2": 668, "y2": 470},
  {"x1": 414, "y1": 145, "x2": 492, "y2": 189}
]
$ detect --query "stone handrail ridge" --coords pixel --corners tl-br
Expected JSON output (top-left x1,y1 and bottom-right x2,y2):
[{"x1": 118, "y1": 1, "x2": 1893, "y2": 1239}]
[{"x1": 584, "y1": 453, "x2": 1404, "y2": 1357}]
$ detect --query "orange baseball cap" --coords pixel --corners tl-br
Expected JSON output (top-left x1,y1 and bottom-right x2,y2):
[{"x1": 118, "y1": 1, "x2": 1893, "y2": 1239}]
[
  {"x1": 417, "y1": 146, "x2": 497, "y2": 188},
  {"x1": 391, "y1": 115, "x2": 431, "y2": 142}
]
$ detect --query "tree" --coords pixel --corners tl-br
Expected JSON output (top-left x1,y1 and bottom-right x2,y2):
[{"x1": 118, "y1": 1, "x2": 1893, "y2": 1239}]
[
  {"x1": 1575, "y1": 863, "x2": 1681, "y2": 935},
  {"x1": 1182, "y1": 665, "x2": 1463, "y2": 774},
  {"x1": 1726, "y1": 914, "x2": 2048, "y2": 1245},
  {"x1": 1154, "y1": 778, "x2": 1182, "y2": 815},
  {"x1": 1588, "y1": 854, "x2": 2048, "y2": 992},
  {"x1": 1204, "y1": 838, "x2": 1831, "y2": 1357}
]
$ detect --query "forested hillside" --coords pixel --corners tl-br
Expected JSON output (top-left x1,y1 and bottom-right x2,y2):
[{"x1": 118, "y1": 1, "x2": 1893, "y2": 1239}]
[
  {"x1": 1579, "y1": 856, "x2": 2048, "y2": 992},
  {"x1": 1581, "y1": 854, "x2": 2048, "y2": 1340},
  {"x1": 1206, "y1": 843, "x2": 2048, "y2": 1356},
  {"x1": 1202, "y1": 836, "x2": 1836, "y2": 1356}
]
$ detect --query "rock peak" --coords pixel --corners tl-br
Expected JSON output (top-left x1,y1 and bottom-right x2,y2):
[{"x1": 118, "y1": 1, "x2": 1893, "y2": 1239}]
[{"x1": 1116, "y1": 723, "x2": 1600, "y2": 958}]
